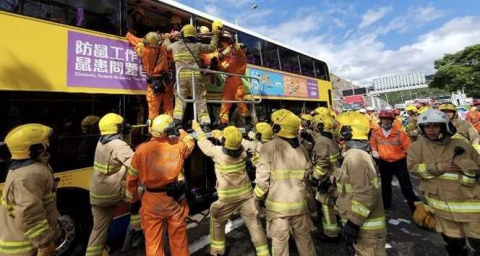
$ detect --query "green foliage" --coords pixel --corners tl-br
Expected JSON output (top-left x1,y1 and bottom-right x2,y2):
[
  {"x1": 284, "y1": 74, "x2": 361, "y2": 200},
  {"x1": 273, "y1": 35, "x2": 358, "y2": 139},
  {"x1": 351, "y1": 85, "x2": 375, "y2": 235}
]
[
  {"x1": 379, "y1": 87, "x2": 450, "y2": 105},
  {"x1": 430, "y1": 44, "x2": 480, "y2": 97}
]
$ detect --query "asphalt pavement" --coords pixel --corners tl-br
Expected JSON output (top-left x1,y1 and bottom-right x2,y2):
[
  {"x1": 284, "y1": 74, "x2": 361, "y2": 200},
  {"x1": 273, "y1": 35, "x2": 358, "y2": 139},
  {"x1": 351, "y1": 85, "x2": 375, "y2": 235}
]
[{"x1": 112, "y1": 178, "x2": 448, "y2": 256}]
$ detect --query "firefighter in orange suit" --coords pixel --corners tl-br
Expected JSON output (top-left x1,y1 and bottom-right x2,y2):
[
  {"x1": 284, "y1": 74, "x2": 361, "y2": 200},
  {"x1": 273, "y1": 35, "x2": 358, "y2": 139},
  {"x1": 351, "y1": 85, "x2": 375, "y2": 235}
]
[
  {"x1": 218, "y1": 42, "x2": 251, "y2": 129},
  {"x1": 334, "y1": 111, "x2": 387, "y2": 256},
  {"x1": 126, "y1": 32, "x2": 174, "y2": 121},
  {"x1": 407, "y1": 109, "x2": 480, "y2": 256},
  {"x1": 86, "y1": 113, "x2": 134, "y2": 256},
  {"x1": 466, "y1": 99, "x2": 480, "y2": 133},
  {"x1": 254, "y1": 109, "x2": 316, "y2": 256},
  {"x1": 370, "y1": 110, "x2": 419, "y2": 212},
  {"x1": 310, "y1": 114, "x2": 341, "y2": 241},
  {"x1": 126, "y1": 114, "x2": 195, "y2": 256},
  {"x1": 195, "y1": 123, "x2": 269, "y2": 256},
  {"x1": 0, "y1": 124, "x2": 60, "y2": 256}
]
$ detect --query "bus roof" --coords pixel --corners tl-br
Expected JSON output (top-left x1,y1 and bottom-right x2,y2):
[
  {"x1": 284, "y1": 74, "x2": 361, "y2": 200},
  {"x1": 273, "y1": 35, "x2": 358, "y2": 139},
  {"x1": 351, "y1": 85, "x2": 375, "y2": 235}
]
[{"x1": 158, "y1": 0, "x2": 327, "y2": 66}]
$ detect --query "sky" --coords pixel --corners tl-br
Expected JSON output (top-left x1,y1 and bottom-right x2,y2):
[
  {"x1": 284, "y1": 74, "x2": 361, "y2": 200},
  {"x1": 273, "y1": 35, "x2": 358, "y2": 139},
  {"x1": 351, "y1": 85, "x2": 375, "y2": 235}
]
[{"x1": 175, "y1": 0, "x2": 480, "y2": 87}]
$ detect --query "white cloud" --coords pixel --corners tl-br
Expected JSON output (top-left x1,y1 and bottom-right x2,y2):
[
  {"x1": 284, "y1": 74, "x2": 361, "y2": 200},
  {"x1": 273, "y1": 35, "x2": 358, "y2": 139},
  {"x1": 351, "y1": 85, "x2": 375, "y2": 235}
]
[
  {"x1": 249, "y1": 15, "x2": 480, "y2": 87},
  {"x1": 334, "y1": 18, "x2": 346, "y2": 28},
  {"x1": 375, "y1": 4, "x2": 445, "y2": 35},
  {"x1": 359, "y1": 6, "x2": 393, "y2": 29}
]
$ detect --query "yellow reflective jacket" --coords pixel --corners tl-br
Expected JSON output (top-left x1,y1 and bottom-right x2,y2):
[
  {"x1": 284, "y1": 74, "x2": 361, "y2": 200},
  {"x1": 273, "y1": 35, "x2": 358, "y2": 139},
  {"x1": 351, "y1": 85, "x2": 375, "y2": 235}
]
[
  {"x1": 254, "y1": 137, "x2": 311, "y2": 217},
  {"x1": 312, "y1": 133, "x2": 340, "y2": 180},
  {"x1": 0, "y1": 161, "x2": 60, "y2": 255},
  {"x1": 407, "y1": 137, "x2": 480, "y2": 222},
  {"x1": 196, "y1": 128, "x2": 253, "y2": 203},
  {"x1": 90, "y1": 138, "x2": 133, "y2": 206},
  {"x1": 335, "y1": 148, "x2": 386, "y2": 235}
]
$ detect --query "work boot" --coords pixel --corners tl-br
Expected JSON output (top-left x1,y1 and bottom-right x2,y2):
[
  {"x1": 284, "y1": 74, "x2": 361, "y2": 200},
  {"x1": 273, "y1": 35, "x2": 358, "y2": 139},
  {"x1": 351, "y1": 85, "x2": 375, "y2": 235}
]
[{"x1": 218, "y1": 122, "x2": 228, "y2": 130}]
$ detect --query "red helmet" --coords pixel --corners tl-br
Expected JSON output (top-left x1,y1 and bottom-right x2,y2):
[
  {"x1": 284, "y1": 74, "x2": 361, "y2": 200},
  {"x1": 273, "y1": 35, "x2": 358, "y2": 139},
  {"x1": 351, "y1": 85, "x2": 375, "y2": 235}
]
[
  {"x1": 393, "y1": 109, "x2": 401, "y2": 116},
  {"x1": 378, "y1": 110, "x2": 395, "y2": 119},
  {"x1": 473, "y1": 99, "x2": 480, "y2": 106}
]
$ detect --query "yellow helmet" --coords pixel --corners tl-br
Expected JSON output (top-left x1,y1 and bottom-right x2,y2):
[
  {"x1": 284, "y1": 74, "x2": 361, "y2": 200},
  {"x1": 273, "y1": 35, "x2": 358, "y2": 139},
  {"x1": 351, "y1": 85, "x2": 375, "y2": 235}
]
[
  {"x1": 170, "y1": 15, "x2": 182, "y2": 24},
  {"x1": 5, "y1": 124, "x2": 53, "y2": 160},
  {"x1": 335, "y1": 111, "x2": 370, "y2": 141},
  {"x1": 151, "y1": 114, "x2": 174, "y2": 138},
  {"x1": 312, "y1": 114, "x2": 334, "y2": 133},
  {"x1": 212, "y1": 20, "x2": 224, "y2": 31},
  {"x1": 405, "y1": 105, "x2": 418, "y2": 113},
  {"x1": 271, "y1": 109, "x2": 301, "y2": 139},
  {"x1": 301, "y1": 114, "x2": 313, "y2": 121},
  {"x1": 438, "y1": 104, "x2": 457, "y2": 112},
  {"x1": 255, "y1": 122, "x2": 273, "y2": 142},
  {"x1": 181, "y1": 24, "x2": 197, "y2": 38},
  {"x1": 199, "y1": 26, "x2": 210, "y2": 33},
  {"x1": 418, "y1": 106, "x2": 429, "y2": 114},
  {"x1": 99, "y1": 113, "x2": 124, "y2": 135},
  {"x1": 312, "y1": 107, "x2": 331, "y2": 117},
  {"x1": 222, "y1": 126, "x2": 243, "y2": 150},
  {"x1": 81, "y1": 115, "x2": 100, "y2": 133},
  {"x1": 144, "y1": 32, "x2": 161, "y2": 47}
]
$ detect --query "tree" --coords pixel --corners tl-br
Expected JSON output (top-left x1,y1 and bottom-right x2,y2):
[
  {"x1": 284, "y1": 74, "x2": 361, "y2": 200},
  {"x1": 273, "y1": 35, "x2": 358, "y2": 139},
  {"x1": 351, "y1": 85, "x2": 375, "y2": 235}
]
[{"x1": 430, "y1": 44, "x2": 480, "y2": 97}]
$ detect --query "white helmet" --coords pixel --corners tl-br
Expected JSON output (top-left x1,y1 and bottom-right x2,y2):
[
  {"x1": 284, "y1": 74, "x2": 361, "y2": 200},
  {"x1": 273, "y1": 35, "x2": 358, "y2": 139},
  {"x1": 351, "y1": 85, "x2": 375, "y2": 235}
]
[
  {"x1": 417, "y1": 109, "x2": 454, "y2": 135},
  {"x1": 366, "y1": 106, "x2": 374, "y2": 112},
  {"x1": 359, "y1": 108, "x2": 366, "y2": 114},
  {"x1": 385, "y1": 106, "x2": 392, "y2": 110}
]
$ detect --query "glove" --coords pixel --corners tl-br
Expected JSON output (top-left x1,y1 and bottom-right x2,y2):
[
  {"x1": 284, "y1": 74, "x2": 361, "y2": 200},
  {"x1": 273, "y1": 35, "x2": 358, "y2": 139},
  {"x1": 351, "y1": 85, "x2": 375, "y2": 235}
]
[
  {"x1": 342, "y1": 220, "x2": 360, "y2": 245},
  {"x1": 192, "y1": 120, "x2": 200, "y2": 131},
  {"x1": 372, "y1": 151, "x2": 380, "y2": 159},
  {"x1": 211, "y1": 130, "x2": 223, "y2": 140},
  {"x1": 37, "y1": 242, "x2": 55, "y2": 256},
  {"x1": 248, "y1": 131, "x2": 255, "y2": 140},
  {"x1": 424, "y1": 214, "x2": 436, "y2": 229},
  {"x1": 413, "y1": 202, "x2": 436, "y2": 228},
  {"x1": 318, "y1": 176, "x2": 332, "y2": 194}
]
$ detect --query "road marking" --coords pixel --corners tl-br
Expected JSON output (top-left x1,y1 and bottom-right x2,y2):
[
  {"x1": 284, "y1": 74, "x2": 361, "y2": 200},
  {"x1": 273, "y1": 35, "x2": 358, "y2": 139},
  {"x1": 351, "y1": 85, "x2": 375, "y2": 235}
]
[{"x1": 189, "y1": 217, "x2": 245, "y2": 254}]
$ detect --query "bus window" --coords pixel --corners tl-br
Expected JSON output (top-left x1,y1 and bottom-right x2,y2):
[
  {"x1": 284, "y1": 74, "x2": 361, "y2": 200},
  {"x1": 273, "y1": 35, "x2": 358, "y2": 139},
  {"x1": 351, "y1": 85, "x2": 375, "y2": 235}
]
[
  {"x1": 237, "y1": 32, "x2": 262, "y2": 66},
  {"x1": 300, "y1": 55, "x2": 315, "y2": 78},
  {"x1": 314, "y1": 60, "x2": 329, "y2": 81},
  {"x1": 0, "y1": 92, "x2": 123, "y2": 175},
  {"x1": 279, "y1": 47, "x2": 301, "y2": 75},
  {"x1": 1, "y1": 0, "x2": 122, "y2": 35},
  {"x1": 260, "y1": 41, "x2": 280, "y2": 70}
]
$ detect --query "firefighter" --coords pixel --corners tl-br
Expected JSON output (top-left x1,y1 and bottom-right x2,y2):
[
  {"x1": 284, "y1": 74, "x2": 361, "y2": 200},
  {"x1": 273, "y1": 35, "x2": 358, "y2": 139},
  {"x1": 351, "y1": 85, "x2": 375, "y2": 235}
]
[
  {"x1": 299, "y1": 114, "x2": 315, "y2": 151},
  {"x1": 466, "y1": 99, "x2": 480, "y2": 134},
  {"x1": 407, "y1": 109, "x2": 480, "y2": 256},
  {"x1": 126, "y1": 32, "x2": 173, "y2": 121},
  {"x1": 86, "y1": 113, "x2": 134, "y2": 256},
  {"x1": 243, "y1": 122, "x2": 273, "y2": 168},
  {"x1": 310, "y1": 114, "x2": 341, "y2": 241},
  {"x1": 439, "y1": 103, "x2": 480, "y2": 149},
  {"x1": 333, "y1": 111, "x2": 387, "y2": 256},
  {"x1": 370, "y1": 110, "x2": 419, "y2": 212},
  {"x1": 0, "y1": 124, "x2": 60, "y2": 256},
  {"x1": 311, "y1": 107, "x2": 332, "y2": 117},
  {"x1": 218, "y1": 42, "x2": 252, "y2": 129},
  {"x1": 164, "y1": 20, "x2": 222, "y2": 132},
  {"x1": 393, "y1": 109, "x2": 403, "y2": 131},
  {"x1": 405, "y1": 105, "x2": 421, "y2": 142},
  {"x1": 126, "y1": 114, "x2": 195, "y2": 256},
  {"x1": 194, "y1": 122, "x2": 269, "y2": 256},
  {"x1": 254, "y1": 109, "x2": 316, "y2": 256},
  {"x1": 365, "y1": 106, "x2": 379, "y2": 132}
]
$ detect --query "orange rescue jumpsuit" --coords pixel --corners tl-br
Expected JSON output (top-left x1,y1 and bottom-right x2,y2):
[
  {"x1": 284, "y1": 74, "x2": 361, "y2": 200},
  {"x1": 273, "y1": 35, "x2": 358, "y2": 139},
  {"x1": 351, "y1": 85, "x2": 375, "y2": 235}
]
[
  {"x1": 126, "y1": 131, "x2": 195, "y2": 256},
  {"x1": 126, "y1": 32, "x2": 174, "y2": 119},
  {"x1": 219, "y1": 43, "x2": 249, "y2": 124},
  {"x1": 466, "y1": 110, "x2": 480, "y2": 133}
]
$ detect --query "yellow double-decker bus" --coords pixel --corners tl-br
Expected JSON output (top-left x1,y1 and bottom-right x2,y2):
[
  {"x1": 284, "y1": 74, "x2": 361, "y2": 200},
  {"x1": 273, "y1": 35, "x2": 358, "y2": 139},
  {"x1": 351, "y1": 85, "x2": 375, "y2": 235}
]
[{"x1": 0, "y1": 0, "x2": 333, "y2": 254}]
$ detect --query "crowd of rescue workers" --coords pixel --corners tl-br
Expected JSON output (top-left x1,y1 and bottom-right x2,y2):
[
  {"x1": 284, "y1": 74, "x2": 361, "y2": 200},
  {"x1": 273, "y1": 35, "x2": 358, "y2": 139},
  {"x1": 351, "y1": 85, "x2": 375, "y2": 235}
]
[{"x1": 2, "y1": 17, "x2": 480, "y2": 256}]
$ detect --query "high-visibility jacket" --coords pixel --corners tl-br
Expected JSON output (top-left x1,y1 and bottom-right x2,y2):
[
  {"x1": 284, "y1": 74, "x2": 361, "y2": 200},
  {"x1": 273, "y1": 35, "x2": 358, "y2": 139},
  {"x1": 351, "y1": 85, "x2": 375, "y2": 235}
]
[
  {"x1": 241, "y1": 139, "x2": 263, "y2": 168},
  {"x1": 164, "y1": 33, "x2": 219, "y2": 80},
  {"x1": 312, "y1": 133, "x2": 340, "y2": 180},
  {"x1": 407, "y1": 137, "x2": 480, "y2": 222},
  {"x1": 366, "y1": 113, "x2": 379, "y2": 131},
  {"x1": 126, "y1": 32, "x2": 169, "y2": 78},
  {"x1": 370, "y1": 127, "x2": 411, "y2": 162},
  {"x1": 195, "y1": 128, "x2": 253, "y2": 202},
  {"x1": 219, "y1": 44, "x2": 247, "y2": 75},
  {"x1": 90, "y1": 138, "x2": 133, "y2": 207},
  {"x1": 334, "y1": 148, "x2": 386, "y2": 234},
  {"x1": 126, "y1": 131, "x2": 194, "y2": 200},
  {"x1": 0, "y1": 161, "x2": 60, "y2": 255},
  {"x1": 254, "y1": 137, "x2": 311, "y2": 217},
  {"x1": 466, "y1": 111, "x2": 480, "y2": 133},
  {"x1": 451, "y1": 118, "x2": 480, "y2": 148}
]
